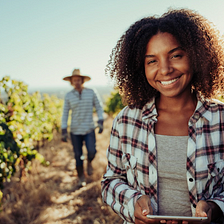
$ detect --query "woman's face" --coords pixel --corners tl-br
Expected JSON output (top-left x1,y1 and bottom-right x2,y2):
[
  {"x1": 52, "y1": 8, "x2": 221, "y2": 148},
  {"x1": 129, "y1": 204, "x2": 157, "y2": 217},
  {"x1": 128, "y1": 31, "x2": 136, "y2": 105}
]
[{"x1": 144, "y1": 32, "x2": 193, "y2": 98}]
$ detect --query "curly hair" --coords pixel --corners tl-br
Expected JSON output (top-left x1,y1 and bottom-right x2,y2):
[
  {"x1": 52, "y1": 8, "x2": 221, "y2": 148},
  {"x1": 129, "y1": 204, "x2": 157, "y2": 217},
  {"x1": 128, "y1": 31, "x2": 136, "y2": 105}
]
[{"x1": 105, "y1": 8, "x2": 224, "y2": 109}]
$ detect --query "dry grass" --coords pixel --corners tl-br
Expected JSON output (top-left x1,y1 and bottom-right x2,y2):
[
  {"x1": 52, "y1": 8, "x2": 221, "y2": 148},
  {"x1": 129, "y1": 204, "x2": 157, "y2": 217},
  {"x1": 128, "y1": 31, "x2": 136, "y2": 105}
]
[{"x1": 0, "y1": 116, "x2": 123, "y2": 224}]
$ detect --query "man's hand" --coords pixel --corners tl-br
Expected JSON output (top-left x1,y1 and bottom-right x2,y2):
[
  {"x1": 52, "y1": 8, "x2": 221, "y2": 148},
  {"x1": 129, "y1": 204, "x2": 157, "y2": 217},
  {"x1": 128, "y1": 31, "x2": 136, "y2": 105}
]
[
  {"x1": 98, "y1": 120, "x2": 103, "y2": 134},
  {"x1": 61, "y1": 129, "x2": 68, "y2": 142}
]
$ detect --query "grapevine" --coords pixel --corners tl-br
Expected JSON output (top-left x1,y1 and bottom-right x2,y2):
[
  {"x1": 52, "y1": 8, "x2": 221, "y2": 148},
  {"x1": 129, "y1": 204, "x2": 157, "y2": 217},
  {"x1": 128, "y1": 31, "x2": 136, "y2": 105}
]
[
  {"x1": 0, "y1": 76, "x2": 63, "y2": 189},
  {"x1": 104, "y1": 90, "x2": 124, "y2": 117}
]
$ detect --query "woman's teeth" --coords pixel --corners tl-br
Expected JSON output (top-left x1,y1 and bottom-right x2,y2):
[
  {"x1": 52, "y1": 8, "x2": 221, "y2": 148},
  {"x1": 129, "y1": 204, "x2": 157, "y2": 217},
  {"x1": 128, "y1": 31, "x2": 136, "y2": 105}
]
[{"x1": 160, "y1": 77, "x2": 179, "y2": 85}]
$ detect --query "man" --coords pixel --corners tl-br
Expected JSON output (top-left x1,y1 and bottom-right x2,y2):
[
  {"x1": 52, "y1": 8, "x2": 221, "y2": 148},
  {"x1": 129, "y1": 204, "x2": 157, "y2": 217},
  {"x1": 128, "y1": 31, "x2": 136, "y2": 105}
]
[{"x1": 61, "y1": 68, "x2": 104, "y2": 187}]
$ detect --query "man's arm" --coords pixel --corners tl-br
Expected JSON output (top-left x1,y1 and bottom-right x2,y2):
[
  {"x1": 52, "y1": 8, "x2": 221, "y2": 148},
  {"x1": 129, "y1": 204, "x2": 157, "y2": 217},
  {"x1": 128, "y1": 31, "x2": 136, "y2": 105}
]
[
  {"x1": 92, "y1": 89, "x2": 104, "y2": 133},
  {"x1": 61, "y1": 96, "x2": 70, "y2": 141}
]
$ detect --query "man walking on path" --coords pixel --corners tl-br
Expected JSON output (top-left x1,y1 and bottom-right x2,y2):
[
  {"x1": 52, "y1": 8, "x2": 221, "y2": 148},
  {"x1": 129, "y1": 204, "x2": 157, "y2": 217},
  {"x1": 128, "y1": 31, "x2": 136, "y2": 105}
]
[{"x1": 61, "y1": 68, "x2": 104, "y2": 187}]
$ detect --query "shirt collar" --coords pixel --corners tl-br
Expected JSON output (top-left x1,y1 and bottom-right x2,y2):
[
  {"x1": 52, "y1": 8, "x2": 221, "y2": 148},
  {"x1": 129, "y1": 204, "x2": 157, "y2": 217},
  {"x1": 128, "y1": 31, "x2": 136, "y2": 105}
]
[
  {"x1": 72, "y1": 87, "x2": 86, "y2": 93},
  {"x1": 141, "y1": 94, "x2": 214, "y2": 123},
  {"x1": 190, "y1": 94, "x2": 212, "y2": 123},
  {"x1": 142, "y1": 97, "x2": 158, "y2": 121}
]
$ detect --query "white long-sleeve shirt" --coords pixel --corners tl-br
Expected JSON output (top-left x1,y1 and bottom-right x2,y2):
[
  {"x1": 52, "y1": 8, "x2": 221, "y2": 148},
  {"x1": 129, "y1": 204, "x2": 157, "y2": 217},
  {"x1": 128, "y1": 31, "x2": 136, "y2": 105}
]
[{"x1": 61, "y1": 88, "x2": 104, "y2": 135}]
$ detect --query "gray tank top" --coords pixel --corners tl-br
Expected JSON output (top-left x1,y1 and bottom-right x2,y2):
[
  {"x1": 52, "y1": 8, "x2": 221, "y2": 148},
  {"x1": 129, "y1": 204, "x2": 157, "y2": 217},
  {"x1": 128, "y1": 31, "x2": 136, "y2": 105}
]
[{"x1": 155, "y1": 134, "x2": 192, "y2": 216}]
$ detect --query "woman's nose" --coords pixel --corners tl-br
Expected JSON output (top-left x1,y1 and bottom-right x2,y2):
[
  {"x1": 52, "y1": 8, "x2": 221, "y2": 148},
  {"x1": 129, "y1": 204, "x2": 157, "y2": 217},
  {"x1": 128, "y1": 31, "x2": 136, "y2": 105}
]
[{"x1": 159, "y1": 60, "x2": 173, "y2": 76}]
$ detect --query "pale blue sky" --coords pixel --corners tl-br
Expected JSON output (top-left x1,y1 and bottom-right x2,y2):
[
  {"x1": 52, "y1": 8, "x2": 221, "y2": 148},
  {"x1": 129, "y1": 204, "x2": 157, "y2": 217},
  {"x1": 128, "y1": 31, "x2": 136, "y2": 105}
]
[{"x1": 1, "y1": 0, "x2": 224, "y2": 90}]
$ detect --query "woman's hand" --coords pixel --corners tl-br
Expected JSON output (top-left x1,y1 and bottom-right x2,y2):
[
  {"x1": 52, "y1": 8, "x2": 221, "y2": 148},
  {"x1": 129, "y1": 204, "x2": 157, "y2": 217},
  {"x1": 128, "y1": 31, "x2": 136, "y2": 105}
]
[
  {"x1": 134, "y1": 198, "x2": 221, "y2": 224},
  {"x1": 194, "y1": 200, "x2": 211, "y2": 223},
  {"x1": 134, "y1": 195, "x2": 161, "y2": 224},
  {"x1": 182, "y1": 200, "x2": 211, "y2": 224}
]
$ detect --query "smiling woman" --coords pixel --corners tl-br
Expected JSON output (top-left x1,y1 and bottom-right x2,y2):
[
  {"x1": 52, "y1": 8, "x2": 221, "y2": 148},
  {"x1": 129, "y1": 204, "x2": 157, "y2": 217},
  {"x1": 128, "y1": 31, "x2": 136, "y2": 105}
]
[
  {"x1": 144, "y1": 32, "x2": 193, "y2": 100},
  {"x1": 102, "y1": 8, "x2": 224, "y2": 224},
  {"x1": 105, "y1": 9, "x2": 224, "y2": 109}
]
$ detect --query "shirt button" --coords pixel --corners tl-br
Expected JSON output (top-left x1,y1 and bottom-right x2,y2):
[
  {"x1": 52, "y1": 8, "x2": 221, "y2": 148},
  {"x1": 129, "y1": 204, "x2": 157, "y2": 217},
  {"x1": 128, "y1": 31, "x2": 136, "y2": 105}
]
[{"x1": 189, "y1": 178, "x2": 194, "y2": 182}]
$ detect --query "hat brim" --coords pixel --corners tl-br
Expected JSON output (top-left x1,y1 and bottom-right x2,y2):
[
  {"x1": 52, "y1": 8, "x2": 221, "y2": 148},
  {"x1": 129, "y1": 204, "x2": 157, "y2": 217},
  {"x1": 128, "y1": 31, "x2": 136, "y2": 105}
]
[{"x1": 63, "y1": 75, "x2": 91, "y2": 83}]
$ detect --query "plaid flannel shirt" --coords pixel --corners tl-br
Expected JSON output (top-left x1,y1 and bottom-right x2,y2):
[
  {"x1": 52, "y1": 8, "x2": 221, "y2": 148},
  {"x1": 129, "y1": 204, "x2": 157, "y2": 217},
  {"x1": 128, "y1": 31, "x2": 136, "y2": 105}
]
[{"x1": 101, "y1": 96, "x2": 224, "y2": 223}]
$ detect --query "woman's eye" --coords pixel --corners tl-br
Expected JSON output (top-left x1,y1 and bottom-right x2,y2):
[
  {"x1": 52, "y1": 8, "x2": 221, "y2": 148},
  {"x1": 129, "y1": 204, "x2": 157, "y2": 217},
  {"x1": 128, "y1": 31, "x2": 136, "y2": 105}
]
[
  {"x1": 147, "y1": 59, "x2": 156, "y2": 65},
  {"x1": 172, "y1": 54, "x2": 183, "y2": 59}
]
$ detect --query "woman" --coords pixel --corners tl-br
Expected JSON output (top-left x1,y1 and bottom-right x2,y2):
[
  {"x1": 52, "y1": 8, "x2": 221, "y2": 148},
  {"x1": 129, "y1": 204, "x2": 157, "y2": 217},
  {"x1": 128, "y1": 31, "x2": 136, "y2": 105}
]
[{"x1": 101, "y1": 9, "x2": 224, "y2": 224}]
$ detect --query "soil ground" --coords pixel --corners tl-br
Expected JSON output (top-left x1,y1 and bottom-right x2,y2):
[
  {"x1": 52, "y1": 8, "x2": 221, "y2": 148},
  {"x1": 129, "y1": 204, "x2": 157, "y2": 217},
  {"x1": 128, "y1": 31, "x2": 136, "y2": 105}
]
[{"x1": 0, "y1": 116, "x2": 124, "y2": 224}]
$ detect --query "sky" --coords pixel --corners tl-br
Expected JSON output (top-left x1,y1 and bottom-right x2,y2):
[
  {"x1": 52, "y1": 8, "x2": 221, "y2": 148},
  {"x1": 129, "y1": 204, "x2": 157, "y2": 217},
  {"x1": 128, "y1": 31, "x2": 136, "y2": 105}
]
[{"x1": 1, "y1": 0, "x2": 224, "y2": 91}]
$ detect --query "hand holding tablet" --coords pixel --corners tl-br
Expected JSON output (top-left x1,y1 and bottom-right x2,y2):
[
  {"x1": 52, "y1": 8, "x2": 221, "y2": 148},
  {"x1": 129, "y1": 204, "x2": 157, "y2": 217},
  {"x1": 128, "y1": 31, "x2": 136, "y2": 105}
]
[{"x1": 146, "y1": 215, "x2": 208, "y2": 222}]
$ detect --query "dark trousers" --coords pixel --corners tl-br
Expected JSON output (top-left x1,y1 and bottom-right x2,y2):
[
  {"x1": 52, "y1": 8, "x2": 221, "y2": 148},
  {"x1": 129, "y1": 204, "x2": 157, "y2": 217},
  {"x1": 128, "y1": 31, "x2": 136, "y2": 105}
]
[{"x1": 70, "y1": 130, "x2": 96, "y2": 167}]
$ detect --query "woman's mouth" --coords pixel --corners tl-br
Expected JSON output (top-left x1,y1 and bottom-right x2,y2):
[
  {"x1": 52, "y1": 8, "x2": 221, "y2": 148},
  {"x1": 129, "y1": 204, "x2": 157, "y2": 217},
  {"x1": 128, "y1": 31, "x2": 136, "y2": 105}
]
[{"x1": 160, "y1": 77, "x2": 180, "y2": 86}]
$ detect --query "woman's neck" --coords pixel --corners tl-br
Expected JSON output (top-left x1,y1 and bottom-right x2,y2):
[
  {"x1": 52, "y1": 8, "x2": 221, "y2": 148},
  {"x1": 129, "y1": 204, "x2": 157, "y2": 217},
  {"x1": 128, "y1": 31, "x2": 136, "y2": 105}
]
[
  {"x1": 154, "y1": 91, "x2": 197, "y2": 136},
  {"x1": 156, "y1": 91, "x2": 197, "y2": 113}
]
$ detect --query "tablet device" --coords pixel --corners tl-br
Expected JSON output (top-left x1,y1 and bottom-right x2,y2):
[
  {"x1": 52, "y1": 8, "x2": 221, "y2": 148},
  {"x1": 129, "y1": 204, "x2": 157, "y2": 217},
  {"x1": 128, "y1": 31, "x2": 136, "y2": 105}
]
[{"x1": 146, "y1": 215, "x2": 208, "y2": 222}]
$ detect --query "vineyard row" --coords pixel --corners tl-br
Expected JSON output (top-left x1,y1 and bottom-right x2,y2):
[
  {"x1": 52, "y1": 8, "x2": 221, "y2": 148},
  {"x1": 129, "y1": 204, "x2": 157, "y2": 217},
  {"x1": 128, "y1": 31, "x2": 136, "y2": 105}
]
[{"x1": 0, "y1": 76, "x2": 64, "y2": 199}]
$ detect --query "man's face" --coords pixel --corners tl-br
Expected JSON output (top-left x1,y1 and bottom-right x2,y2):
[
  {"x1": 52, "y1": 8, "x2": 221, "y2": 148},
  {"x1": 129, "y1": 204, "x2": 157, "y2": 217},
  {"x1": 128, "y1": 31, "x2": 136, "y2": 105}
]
[{"x1": 71, "y1": 76, "x2": 83, "y2": 90}]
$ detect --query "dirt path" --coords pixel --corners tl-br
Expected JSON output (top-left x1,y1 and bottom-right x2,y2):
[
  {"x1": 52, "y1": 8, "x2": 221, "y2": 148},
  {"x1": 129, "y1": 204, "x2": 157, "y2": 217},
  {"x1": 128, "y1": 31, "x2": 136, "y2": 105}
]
[{"x1": 0, "y1": 116, "x2": 123, "y2": 224}]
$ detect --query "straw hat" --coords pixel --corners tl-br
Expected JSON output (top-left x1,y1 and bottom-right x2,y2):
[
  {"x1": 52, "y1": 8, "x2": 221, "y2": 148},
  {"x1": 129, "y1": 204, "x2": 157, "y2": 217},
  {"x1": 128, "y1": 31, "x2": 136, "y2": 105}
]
[{"x1": 63, "y1": 69, "x2": 91, "y2": 83}]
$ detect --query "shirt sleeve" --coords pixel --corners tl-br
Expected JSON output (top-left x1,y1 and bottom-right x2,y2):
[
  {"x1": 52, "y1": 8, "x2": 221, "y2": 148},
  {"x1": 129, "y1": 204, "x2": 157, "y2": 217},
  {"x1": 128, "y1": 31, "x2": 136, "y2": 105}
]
[
  {"x1": 101, "y1": 116, "x2": 142, "y2": 223},
  {"x1": 61, "y1": 94, "x2": 70, "y2": 129},
  {"x1": 206, "y1": 111, "x2": 224, "y2": 218},
  {"x1": 92, "y1": 89, "x2": 104, "y2": 121},
  {"x1": 207, "y1": 175, "x2": 224, "y2": 218}
]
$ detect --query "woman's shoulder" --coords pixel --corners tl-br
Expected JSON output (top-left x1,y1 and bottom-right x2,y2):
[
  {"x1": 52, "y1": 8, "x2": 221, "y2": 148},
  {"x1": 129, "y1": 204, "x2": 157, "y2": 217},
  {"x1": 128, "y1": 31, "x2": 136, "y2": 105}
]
[
  {"x1": 200, "y1": 98, "x2": 224, "y2": 122},
  {"x1": 115, "y1": 99, "x2": 156, "y2": 121},
  {"x1": 204, "y1": 98, "x2": 224, "y2": 110},
  {"x1": 116, "y1": 105, "x2": 141, "y2": 118}
]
